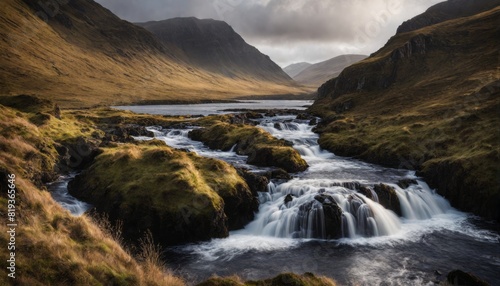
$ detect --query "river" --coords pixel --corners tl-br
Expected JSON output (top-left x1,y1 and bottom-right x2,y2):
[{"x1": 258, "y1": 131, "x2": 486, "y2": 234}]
[{"x1": 50, "y1": 101, "x2": 500, "y2": 285}]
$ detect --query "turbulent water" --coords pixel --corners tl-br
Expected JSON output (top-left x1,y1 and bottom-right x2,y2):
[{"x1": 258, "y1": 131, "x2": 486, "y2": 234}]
[
  {"x1": 51, "y1": 103, "x2": 500, "y2": 285},
  {"x1": 47, "y1": 174, "x2": 91, "y2": 216},
  {"x1": 136, "y1": 114, "x2": 500, "y2": 285}
]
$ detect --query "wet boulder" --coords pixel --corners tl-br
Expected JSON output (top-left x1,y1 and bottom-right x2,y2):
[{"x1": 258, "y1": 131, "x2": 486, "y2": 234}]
[
  {"x1": 373, "y1": 184, "x2": 402, "y2": 216},
  {"x1": 314, "y1": 194, "x2": 343, "y2": 239},
  {"x1": 284, "y1": 194, "x2": 294, "y2": 205},
  {"x1": 397, "y1": 179, "x2": 418, "y2": 189},
  {"x1": 447, "y1": 270, "x2": 489, "y2": 286},
  {"x1": 237, "y1": 168, "x2": 269, "y2": 195}
]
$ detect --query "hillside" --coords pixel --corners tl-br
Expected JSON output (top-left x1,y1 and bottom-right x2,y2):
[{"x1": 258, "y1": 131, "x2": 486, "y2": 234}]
[
  {"x1": 137, "y1": 18, "x2": 293, "y2": 83},
  {"x1": 283, "y1": 62, "x2": 312, "y2": 78},
  {"x1": 397, "y1": 0, "x2": 500, "y2": 33},
  {"x1": 0, "y1": 0, "x2": 306, "y2": 108},
  {"x1": 293, "y1": 54, "x2": 367, "y2": 87},
  {"x1": 310, "y1": 4, "x2": 500, "y2": 220}
]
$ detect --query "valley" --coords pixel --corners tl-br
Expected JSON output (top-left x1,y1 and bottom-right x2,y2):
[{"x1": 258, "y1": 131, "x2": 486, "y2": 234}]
[{"x1": 0, "y1": 0, "x2": 499, "y2": 285}]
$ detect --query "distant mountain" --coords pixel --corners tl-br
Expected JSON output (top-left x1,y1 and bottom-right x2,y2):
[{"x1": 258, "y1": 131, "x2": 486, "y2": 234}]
[
  {"x1": 0, "y1": 0, "x2": 305, "y2": 107},
  {"x1": 293, "y1": 55, "x2": 367, "y2": 87},
  {"x1": 397, "y1": 0, "x2": 500, "y2": 33},
  {"x1": 311, "y1": 3, "x2": 500, "y2": 220},
  {"x1": 283, "y1": 62, "x2": 312, "y2": 78},
  {"x1": 137, "y1": 18, "x2": 293, "y2": 83}
]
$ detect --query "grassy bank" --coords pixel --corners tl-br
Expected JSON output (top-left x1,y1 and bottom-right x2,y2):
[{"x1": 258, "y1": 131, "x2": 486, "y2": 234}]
[{"x1": 0, "y1": 97, "x2": 184, "y2": 285}]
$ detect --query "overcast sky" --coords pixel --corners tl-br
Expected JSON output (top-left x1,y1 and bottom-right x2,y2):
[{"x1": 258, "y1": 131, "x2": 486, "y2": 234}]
[{"x1": 95, "y1": 0, "x2": 443, "y2": 67}]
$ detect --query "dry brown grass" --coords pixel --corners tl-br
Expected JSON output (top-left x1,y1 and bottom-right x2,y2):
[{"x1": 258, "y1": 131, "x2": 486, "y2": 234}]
[
  {"x1": 0, "y1": 0, "x2": 310, "y2": 108},
  {"x1": 0, "y1": 103, "x2": 185, "y2": 285}
]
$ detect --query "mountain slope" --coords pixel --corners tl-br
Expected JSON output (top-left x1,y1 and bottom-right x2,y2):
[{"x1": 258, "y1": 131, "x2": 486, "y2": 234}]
[
  {"x1": 137, "y1": 17, "x2": 293, "y2": 83},
  {"x1": 294, "y1": 54, "x2": 367, "y2": 87},
  {"x1": 283, "y1": 62, "x2": 312, "y2": 78},
  {"x1": 0, "y1": 0, "x2": 306, "y2": 107},
  {"x1": 310, "y1": 4, "x2": 500, "y2": 220},
  {"x1": 397, "y1": 0, "x2": 500, "y2": 33}
]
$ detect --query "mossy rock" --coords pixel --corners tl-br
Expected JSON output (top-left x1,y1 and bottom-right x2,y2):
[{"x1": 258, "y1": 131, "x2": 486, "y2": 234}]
[
  {"x1": 69, "y1": 143, "x2": 258, "y2": 245},
  {"x1": 189, "y1": 122, "x2": 308, "y2": 173}
]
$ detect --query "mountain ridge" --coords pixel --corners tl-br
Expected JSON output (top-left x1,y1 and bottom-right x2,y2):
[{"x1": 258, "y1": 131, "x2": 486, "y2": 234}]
[
  {"x1": 136, "y1": 17, "x2": 293, "y2": 83},
  {"x1": 0, "y1": 0, "x2": 307, "y2": 107},
  {"x1": 283, "y1": 62, "x2": 313, "y2": 78},
  {"x1": 293, "y1": 54, "x2": 367, "y2": 87}
]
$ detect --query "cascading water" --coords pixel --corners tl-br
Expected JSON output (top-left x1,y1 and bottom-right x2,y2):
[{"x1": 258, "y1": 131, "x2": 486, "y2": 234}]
[
  {"x1": 116, "y1": 104, "x2": 500, "y2": 285},
  {"x1": 235, "y1": 116, "x2": 451, "y2": 240}
]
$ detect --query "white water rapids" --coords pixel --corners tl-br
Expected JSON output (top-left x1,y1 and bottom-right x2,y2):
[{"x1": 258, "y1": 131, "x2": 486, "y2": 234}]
[
  {"x1": 49, "y1": 109, "x2": 500, "y2": 285},
  {"x1": 141, "y1": 115, "x2": 499, "y2": 285}
]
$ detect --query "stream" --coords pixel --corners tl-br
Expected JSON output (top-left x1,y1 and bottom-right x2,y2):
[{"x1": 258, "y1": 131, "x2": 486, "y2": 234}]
[{"x1": 49, "y1": 101, "x2": 500, "y2": 285}]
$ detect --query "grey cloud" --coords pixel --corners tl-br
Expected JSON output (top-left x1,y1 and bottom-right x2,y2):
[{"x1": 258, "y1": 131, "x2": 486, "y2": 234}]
[{"x1": 94, "y1": 0, "x2": 443, "y2": 66}]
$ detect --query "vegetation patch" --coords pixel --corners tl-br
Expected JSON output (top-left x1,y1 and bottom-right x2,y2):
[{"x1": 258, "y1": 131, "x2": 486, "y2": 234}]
[
  {"x1": 68, "y1": 141, "x2": 258, "y2": 246},
  {"x1": 189, "y1": 121, "x2": 308, "y2": 172}
]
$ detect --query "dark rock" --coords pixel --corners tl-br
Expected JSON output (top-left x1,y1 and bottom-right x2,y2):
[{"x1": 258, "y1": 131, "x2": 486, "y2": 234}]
[
  {"x1": 357, "y1": 186, "x2": 375, "y2": 200},
  {"x1": 58, "y1": 137, "x2": 101, "y2": 171},
  {"x1": 373, "y1": 184, "x2": 402, "y2": 216},
  {"x1": 237, "y1": 168, "x2": 269, "y2": 196},
  {"x1": 420, "y1": 156, "x2": 500, "y2": 221},
  {"x1": 54, "y1": 104, "x2": 61, "y2": 119},
  {"x1": 296, "y1": 113, "x2": 313, "y2": 120},
  {"x1": 274, "y1": 122, "x2": 283, "y2": 130},
  {"x1": 220, "y1": 182, "x2": 259, "y2": 231},
  {"x1": 397, "y1": 179, "x2": 418, "y2": 189},
  {"x1": 262, "y1": 168, "x2": 292, "y2": 181},
  {"x1": 284, "y1": 194, "x2": 294, "y2": 204},
  {"x1": 312, "y1": 194, "x2": 343, "y2": 239},
  {"x1": 309, "y1": 118, "x2": 318, "y2": 126},
  {"x1": 245, "y1": 112, "x2": 263, "y2": 119},
  {"x1": 447, "y1": 269, "x2": 490, "y2": 286}
]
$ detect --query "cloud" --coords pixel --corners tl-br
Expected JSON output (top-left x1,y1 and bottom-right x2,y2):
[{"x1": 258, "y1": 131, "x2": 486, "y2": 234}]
[{"x1": 94, "y1": 0, "x2": 443, "y2": 66}]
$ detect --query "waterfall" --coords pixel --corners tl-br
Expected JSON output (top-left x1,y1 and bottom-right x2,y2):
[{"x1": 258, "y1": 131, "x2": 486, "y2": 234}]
[
  {"x1": 235, "y1": 117, "x2": 453, "y2": 240},
  {"x1": 142, "y1": 117, "x2": 455, "y2": 241}
]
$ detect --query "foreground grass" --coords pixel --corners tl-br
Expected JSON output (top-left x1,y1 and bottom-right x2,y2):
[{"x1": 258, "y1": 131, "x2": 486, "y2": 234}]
[{"x1": 0, "y1": 100, "x2": 185, "y2": 285}]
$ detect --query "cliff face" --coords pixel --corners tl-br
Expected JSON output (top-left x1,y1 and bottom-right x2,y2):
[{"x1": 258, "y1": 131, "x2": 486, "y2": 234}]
[
  {"x1": 137, "y1": 17, "x2": 293, "y2": 83},
  {"x1": 0, "y1": 0, "x2": 305, "y2": 107},
  {"x1": 311, "y1": 4, "x2": 500, "y2": 220}
]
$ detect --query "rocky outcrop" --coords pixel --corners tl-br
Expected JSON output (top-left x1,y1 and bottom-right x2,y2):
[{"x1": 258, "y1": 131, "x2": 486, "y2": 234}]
[
  {"x1": 189, "y1": 122, "x2": 308, "y2": 173},
  {"x1": 68, "y1": 142, "x2": 258, "y2": 246},
  {"x1": 373, "y1": 184, "x2": 402, "y2": 216},
  {"x1": 316, "y1": 195, "x2": 343, "y2": 239},
  {"x1": 420, "y1": 155, "x2": 500, "y2": 221},
  {"x1": 237, "y1": 168, "x2": 269, "y2": 195}
]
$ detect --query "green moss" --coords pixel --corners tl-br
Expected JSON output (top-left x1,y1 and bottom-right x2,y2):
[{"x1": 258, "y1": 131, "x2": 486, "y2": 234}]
[
  {"x1": 69, "y1": 142, "x2": 257, "y2": 245},
  {"x1": 189, "y1": 121, "x2": 308, "y2": 172}
]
